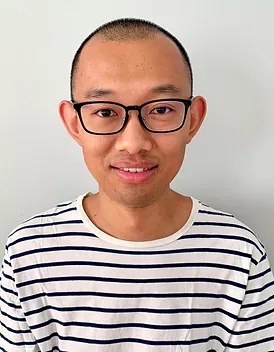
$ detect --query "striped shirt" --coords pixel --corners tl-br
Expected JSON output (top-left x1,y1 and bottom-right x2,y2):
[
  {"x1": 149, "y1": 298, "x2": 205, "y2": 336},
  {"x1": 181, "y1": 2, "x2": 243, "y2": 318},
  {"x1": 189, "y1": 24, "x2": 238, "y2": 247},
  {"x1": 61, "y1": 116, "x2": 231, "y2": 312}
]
[{"x1": 1, "y1": 193, "x2": 274, "y2": 352}]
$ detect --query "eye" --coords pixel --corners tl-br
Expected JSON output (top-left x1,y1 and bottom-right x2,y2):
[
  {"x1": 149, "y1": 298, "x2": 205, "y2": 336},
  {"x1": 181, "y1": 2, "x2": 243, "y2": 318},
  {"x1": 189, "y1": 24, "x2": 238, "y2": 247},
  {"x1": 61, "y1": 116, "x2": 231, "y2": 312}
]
[
  {"x1": 96, "y1": 109, "x2": 117, "y2": 117},
  {"x1": 151, "y1": 106, "x2": 172, "y2": 114}
]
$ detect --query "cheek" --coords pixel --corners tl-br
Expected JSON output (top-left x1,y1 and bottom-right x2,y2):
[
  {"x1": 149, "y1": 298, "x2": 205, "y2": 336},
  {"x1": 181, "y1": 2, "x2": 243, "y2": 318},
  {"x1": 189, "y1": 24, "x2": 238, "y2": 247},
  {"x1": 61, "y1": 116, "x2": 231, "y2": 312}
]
[
  {"x1": 81, "y1": 136, "x2": 113, "y2": 170},
  {"x1": 159, "y1": 135, "x2": 187, "y2": 172},
  {"x1": 159, "y1": 134, "x2": 186, "y2": 157},
  {"x1": 167, "y1": 145, "x2": 186, "y2": 168},
  {"x1": 82, "y1": 134, "x2": 115, "y2": 154}
]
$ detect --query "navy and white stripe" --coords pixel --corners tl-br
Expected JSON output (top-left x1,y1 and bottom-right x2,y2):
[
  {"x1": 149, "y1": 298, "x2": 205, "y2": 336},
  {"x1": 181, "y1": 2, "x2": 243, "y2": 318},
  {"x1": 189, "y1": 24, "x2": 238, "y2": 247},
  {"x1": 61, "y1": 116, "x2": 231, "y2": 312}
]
[{"x1": 1, "y1": 193, "x2": 274, "y2": 352}]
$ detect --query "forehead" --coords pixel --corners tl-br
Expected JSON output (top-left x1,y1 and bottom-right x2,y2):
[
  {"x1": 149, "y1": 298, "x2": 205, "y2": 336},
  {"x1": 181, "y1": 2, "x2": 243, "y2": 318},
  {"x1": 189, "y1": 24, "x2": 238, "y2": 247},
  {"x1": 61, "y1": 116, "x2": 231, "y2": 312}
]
[{"x1": 74, "y1": 35, "x2": 190, "y2": 101}]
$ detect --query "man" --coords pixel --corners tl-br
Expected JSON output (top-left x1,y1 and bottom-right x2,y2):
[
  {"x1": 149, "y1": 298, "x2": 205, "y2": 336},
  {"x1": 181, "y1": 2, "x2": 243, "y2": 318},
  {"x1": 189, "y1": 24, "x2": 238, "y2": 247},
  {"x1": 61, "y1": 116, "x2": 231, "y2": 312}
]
[{"x1": 0, "y1": 18, "x2": 273, "y2": 352}]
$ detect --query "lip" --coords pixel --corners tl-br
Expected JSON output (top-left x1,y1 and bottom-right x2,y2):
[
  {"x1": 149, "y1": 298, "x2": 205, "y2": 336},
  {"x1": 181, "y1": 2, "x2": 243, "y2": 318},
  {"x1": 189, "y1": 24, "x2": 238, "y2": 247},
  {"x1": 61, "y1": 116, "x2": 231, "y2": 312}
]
[
  {"x1": 111, "y1": 161, "x2": 158, "y2": 169},
  {"x1": 112, "y1": 165, "x2": 158, "y2": 184}
]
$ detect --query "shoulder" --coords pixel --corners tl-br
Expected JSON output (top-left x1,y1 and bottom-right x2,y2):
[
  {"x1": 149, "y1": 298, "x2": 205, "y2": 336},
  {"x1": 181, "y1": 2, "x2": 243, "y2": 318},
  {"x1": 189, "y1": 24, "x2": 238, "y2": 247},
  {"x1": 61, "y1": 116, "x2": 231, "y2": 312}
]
[
  {"x1": 6, "y1": 194, "x2": 84, "y2": 253},
  {"x1": 192, "y1": 198, "x2": 265, "y2": 265}
]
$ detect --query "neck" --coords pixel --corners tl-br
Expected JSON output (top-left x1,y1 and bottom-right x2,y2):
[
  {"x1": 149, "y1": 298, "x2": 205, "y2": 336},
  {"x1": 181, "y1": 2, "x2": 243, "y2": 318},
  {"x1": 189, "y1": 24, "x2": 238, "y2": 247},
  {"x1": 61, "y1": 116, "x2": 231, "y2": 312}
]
[{"x1": 83, "y1": 188, "x2": 192, "y2": 242}]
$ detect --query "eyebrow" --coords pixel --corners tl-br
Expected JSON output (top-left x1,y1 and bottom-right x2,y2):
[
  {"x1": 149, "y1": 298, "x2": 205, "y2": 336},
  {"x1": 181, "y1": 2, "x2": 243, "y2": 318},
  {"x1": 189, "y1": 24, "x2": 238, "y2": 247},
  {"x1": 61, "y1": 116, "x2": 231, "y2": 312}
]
[
  {"x1": 83, "y1": 84, "x2": 183, "y2": 101},
  {"x1": 84, "y1": 88, "x2": 114, "y2": 100},
  {"x1": 150, "y1": 84, "x2": 183, "y2": 96}
]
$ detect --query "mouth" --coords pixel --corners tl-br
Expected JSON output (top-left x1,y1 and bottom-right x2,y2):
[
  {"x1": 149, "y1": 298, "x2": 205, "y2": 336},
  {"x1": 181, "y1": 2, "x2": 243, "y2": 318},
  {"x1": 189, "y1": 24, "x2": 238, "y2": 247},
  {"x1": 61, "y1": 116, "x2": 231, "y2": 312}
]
[
  {"x1": 111, "y1": 165, "x2": 157, "y2": 173},
  {"x1": 111, "y1": 165, "x2": 158, "y2": 183}
]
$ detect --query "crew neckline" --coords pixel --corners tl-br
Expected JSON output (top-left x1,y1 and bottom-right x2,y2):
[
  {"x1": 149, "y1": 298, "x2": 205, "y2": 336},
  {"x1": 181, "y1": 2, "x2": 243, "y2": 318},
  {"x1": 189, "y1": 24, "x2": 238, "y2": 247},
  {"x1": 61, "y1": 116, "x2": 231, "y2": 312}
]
[{"x1": 76, "y1": 193, "x2": 199, "y2": 248}]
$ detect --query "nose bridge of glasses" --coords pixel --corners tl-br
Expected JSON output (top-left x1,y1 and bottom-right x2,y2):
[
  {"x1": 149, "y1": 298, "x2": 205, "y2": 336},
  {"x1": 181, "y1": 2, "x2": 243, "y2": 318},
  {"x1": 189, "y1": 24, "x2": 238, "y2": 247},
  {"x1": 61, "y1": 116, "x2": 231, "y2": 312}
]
[
  {"x1": 123, "y1": 105, "x2": 144, "y2": 125},
  {"x1": 125, "y1": 105, "x2": 142, "y2": 115}
]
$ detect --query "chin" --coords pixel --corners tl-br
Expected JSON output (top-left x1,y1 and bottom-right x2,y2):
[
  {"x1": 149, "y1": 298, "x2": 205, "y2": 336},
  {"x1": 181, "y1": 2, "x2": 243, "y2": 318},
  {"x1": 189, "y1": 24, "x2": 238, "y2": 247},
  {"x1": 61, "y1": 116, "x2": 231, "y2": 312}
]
[{"x1": 109, "y1": 186, "x2": 169, "y2": 208}]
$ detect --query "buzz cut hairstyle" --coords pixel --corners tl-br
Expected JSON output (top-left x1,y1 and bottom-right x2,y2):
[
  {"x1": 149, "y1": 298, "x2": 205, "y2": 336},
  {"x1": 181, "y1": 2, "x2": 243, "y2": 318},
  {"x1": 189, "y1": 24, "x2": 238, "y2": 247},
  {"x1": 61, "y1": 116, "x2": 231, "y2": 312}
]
[{"x1": 70, "y1": 18, "x2": 193, "y2": 101}]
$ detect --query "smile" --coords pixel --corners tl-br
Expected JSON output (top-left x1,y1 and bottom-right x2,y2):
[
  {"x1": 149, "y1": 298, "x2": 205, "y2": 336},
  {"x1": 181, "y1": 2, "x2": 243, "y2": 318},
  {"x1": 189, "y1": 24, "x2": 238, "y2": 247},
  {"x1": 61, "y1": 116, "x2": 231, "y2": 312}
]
[
  {"x1": 111, "y1": 165, "x2": 158, "y2": 183},
  {"x1": 117, "y1": 167, "x2": 153, "y2": 173}
]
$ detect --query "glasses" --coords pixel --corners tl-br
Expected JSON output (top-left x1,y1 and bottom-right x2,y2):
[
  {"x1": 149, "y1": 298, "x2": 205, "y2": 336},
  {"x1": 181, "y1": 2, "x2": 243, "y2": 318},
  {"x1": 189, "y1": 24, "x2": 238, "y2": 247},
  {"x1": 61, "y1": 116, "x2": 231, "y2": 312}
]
[{"x1": 73, "y1": 98, "x2": 192, "y2": 135}]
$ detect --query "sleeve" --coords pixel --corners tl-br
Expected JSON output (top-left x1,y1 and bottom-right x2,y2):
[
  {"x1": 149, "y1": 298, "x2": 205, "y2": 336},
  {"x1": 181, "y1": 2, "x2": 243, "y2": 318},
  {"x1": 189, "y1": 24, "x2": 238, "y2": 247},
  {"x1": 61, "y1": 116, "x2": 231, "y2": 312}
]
[
  {"x1": 0, "y1": 247, "x2": 39, "y2": 352},
  {"x1": 226, "y1": 251, "x2": 274, "y2": 351}
]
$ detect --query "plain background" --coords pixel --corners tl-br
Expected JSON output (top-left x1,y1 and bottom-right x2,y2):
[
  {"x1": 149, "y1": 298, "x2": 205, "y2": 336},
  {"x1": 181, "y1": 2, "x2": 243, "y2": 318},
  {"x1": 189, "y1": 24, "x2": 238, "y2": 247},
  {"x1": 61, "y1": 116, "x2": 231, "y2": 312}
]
[{"x1": 0, "y1": 0, "x2": 273, "y2": 266}]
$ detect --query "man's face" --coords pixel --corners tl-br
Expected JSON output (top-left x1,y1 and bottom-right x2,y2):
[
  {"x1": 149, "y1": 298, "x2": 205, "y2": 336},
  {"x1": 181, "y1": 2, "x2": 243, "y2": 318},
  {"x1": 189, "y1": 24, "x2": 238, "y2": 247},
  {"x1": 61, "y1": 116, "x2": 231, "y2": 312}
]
[{"x1": 61, "y1": 35, "x2": 205, "y2": 207}]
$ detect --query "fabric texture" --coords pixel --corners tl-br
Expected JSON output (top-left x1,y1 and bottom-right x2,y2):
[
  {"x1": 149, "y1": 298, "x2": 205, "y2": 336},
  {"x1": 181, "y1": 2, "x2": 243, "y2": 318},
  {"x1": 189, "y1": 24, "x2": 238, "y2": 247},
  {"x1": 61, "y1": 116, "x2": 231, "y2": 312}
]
[{"x1": 1, "y1": 193, "x2": 274, "y2": 352}]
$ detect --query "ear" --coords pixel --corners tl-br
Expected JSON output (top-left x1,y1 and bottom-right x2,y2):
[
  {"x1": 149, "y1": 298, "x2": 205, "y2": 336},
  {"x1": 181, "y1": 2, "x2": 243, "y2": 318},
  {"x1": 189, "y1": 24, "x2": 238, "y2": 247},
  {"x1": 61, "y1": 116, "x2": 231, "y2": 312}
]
[
  {"x1": 185, "y1": 95, "x2": 207, "y2": 144},
  {"x1": 59, "y1": 100, "x2": 83, "y2": 146}
]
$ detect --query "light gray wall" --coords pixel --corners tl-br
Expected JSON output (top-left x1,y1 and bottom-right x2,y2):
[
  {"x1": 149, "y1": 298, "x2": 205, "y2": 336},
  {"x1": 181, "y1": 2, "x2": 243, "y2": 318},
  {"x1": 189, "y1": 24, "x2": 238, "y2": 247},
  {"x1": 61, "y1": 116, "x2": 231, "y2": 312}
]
[{"x1": 0, "y1": 0, "x2": 273, "y2": 266}]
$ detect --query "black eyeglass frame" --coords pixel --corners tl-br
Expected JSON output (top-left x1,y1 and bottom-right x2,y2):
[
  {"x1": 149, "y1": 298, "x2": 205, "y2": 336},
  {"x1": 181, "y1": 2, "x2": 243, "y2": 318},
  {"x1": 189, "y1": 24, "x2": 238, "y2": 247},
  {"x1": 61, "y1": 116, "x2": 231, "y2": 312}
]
[{"x1": 72, "y1": 98, "x2": 193, "y2": 135}]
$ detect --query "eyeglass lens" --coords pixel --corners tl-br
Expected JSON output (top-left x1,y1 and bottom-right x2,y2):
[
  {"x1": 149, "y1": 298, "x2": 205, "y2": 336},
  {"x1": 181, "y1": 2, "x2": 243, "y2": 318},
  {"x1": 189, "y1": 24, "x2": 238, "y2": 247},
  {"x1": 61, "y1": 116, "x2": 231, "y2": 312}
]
[{"x1": 80, "y1": 101, "x2": 186, "y2": 134}]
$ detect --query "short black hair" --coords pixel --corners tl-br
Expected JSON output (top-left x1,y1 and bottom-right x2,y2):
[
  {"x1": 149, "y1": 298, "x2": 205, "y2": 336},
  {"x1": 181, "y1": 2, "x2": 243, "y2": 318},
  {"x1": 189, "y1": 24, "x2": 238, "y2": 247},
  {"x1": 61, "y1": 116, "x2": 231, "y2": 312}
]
[{"x1": 70, "y1": 18, "x2": 193, "y2": 101}]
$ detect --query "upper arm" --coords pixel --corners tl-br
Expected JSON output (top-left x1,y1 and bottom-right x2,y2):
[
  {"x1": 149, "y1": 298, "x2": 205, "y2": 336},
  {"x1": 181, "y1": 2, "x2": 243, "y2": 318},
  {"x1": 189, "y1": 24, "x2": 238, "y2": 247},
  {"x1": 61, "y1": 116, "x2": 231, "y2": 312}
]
[
  {"x1": 226, "y1": 251, "x2": 274, "y2": 351},
  {"x1": 0, "y1": 247, "x2": 39, "y2": 352}
]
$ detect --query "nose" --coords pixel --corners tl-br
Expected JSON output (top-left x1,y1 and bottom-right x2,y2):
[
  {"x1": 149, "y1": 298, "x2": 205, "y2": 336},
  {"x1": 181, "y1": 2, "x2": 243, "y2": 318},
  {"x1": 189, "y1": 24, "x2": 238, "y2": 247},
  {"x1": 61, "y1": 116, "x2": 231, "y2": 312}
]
[{"x1": 115, "y1": 110, "x2": 153, "y2": 155}]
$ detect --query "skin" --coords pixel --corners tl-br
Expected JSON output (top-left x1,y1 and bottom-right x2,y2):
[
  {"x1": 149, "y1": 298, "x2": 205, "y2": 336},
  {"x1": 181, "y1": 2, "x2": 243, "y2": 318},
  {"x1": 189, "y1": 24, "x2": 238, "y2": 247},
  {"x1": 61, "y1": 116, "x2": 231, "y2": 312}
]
[{"x1": 59, "y1": 34, "x2": 206, "y2": 242}]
